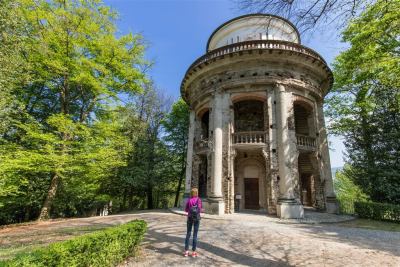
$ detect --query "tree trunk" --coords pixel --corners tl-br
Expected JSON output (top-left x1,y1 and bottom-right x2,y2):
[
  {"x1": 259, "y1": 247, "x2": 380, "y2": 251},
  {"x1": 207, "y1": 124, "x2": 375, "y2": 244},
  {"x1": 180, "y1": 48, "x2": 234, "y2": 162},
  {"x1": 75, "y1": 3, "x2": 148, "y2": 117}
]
[
  {"x1": 128, "y1": 186, "x2": 134, "y2": 210},
  {"x1": 24, "y1": 207, "x2": 31, "y2": 222},
  {"x1": 38, "y1": 173, "x2": 61, "y2": 221},
  {"x1": 174, "y1": 167, "x2": 185, "y2": 207},
  {"x1": 122, "y1": 188, "x2": 127, "y2": 211},
  {"x1": 147, "y1": 185, "x2": 153, "y2": 209}
]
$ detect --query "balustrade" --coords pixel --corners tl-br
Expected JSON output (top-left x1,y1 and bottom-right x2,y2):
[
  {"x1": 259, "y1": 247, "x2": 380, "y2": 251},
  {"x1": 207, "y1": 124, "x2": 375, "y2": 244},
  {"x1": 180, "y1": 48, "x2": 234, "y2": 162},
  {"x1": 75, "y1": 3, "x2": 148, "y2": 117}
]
[
  {"x1": 186, "y1": 40, "x2": 326, "y2": 74},
  {"x1": 194, "y1": 139, "x2": 212, "y2": 152},
  {"x1": 296, "y1": 134, "x2": 317, "y2": 150},
  {"x1": 232, "y1": 132, "x2": 266, "y2": 145}
]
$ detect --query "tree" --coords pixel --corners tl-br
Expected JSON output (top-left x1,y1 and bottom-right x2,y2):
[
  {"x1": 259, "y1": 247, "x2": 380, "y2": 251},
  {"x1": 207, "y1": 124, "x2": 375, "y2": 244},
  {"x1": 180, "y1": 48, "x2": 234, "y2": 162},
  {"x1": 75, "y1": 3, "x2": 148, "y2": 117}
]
[
  {"x1": 326, "y1": 0, "x2": 400, "y2": 204},
  {"x1": 0, "y1": 0, "x2": 28, "y2": 139},
  {"x1": 163, "y1": 98, "x2": 190, "y2": 207},
  {"x1": 116, "y1": 85, "x2": 173, "y2": 210},
  {"x1": 333, "y1": 165, "x2": 369, "y2": 202},
  {"x1": 231, "y1": 0, "x2": 373, "y2": 34},
  {"x1": 1, "y1": 0, "x2": 151, "y2": 221}
]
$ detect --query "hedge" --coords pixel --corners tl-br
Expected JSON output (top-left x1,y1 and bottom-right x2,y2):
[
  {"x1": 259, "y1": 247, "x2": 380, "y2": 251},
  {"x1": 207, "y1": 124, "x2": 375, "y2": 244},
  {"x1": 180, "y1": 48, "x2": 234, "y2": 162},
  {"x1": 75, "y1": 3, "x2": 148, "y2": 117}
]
[
  {"x1": 0, "y1": 220, "x2": 147, "y2": 267},
  {"x1": 355, "y1": 201, "x2": 400, "y2": 222}
]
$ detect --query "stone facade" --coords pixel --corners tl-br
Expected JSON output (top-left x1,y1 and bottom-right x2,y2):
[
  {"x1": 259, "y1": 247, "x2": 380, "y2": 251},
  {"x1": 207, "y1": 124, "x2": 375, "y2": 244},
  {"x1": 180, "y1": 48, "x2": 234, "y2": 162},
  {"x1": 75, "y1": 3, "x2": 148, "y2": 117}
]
[{"x1": 181, "y1": 14, "x2": 339, "y2": 218}]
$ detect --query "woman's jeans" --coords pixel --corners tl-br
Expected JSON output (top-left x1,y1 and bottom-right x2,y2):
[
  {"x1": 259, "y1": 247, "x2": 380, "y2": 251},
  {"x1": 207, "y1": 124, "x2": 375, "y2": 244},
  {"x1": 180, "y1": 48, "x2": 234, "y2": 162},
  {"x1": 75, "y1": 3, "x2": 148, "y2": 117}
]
[{"x1": 185, "y1": 218, "x2": 200, "y2": 251}]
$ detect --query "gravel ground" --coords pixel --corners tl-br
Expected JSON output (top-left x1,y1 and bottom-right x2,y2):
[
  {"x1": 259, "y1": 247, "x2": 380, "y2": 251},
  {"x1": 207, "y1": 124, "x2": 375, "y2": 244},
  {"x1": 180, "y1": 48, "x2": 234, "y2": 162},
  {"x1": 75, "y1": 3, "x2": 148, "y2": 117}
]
[
  {"x1": 122, "y1": 210, "x2": 400, "y2": 267},
  {"x1": 1, "y1": 210, "x2": 399, "y2": 267}
]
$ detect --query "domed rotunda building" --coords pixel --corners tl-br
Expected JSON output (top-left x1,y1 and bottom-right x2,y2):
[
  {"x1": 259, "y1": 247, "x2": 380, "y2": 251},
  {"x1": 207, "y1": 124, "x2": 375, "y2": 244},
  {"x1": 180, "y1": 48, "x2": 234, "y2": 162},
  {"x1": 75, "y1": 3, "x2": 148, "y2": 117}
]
[{"x1": 181, "y1": 14, "x2": 339, "y2": 218}]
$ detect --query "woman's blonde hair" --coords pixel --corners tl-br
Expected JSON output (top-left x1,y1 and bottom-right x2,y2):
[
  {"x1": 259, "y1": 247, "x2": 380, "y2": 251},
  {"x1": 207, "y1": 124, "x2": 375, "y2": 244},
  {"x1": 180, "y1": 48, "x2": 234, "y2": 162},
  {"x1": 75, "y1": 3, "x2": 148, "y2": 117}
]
[{"x1": 190, "y1": 188, "x2": 198, "y2": 198}]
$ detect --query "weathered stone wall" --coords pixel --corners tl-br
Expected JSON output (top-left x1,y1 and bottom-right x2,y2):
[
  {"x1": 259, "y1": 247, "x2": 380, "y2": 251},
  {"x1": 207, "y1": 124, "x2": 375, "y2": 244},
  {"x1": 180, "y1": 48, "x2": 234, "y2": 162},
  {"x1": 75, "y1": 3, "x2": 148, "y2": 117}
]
[{"x1": 234, "y1": 100, "x2": 264, "y2": 132}]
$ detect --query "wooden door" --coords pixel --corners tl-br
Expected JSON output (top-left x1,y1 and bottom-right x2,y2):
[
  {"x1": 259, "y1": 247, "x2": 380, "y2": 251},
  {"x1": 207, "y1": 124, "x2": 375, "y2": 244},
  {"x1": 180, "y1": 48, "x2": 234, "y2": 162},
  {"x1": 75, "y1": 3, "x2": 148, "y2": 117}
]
[{"x1": 245, "y1": 178, "x2": 259, "y2": 209}]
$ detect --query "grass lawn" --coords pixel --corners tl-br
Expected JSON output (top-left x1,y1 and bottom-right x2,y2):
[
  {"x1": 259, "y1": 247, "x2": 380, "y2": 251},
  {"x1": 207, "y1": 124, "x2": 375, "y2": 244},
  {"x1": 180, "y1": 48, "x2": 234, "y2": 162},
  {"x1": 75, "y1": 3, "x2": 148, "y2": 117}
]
[
  {"x1": 337, "y1": 218, "x2": 400, "y2": 232},
  {"x1": 0, "y1": 225, "x2": 107, "y2": 261}
]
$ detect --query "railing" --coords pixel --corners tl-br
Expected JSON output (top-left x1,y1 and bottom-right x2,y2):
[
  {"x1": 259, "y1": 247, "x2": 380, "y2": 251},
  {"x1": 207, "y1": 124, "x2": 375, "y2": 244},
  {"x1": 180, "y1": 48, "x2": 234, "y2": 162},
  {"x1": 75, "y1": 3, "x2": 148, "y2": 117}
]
[
  {"x1": 232, "y1": 132, "x2": 267, "y2": 144},
  {"x1": 296, "y1": 134, "x2": 317, "y2": 150},
  {"x1": 185, "y1": 40, "x2": 326, "y2": 74},
  {"x1": 194, "y1": 139, "x2": 212, "y2": 152}
]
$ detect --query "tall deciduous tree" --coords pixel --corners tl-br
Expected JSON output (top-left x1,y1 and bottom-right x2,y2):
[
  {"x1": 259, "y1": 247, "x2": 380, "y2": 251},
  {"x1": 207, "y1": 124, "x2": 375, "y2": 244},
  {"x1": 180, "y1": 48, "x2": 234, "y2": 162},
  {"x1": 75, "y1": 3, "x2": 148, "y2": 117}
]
[
  {"x1": 9, "y1": 0, "x2": 150, "y2": 220},
  {"x1": 163, "y1": 98, "x2": 189, "y2": 207},
  {"x1": 0, "y1": 0, "x2": 28, "y2": 139},
  {"x1": 326, "y1": 0, "x2": 400, "y2": 204}
]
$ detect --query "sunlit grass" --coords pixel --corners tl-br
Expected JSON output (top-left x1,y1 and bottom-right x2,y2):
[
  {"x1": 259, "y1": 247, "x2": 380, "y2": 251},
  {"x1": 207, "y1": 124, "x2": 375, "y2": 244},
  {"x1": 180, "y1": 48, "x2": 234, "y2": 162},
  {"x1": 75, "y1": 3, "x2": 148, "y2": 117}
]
[
  {"x1": 337, "y1": 218, "x2": 400, "y2": 232},
  {"x1": 0, "y1": 226, "x2": 108, "y2": 261}
]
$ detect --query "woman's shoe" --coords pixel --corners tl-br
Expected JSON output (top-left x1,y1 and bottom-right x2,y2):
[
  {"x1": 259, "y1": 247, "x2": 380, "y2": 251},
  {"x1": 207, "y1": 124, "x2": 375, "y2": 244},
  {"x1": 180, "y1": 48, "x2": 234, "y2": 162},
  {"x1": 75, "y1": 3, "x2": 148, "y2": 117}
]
[
  {"x1": 191, "y1": 252, "x2": 199, "y2": 257},
  {"x1": 184, "y1": 251, "x2": 189, "y2": 257}
]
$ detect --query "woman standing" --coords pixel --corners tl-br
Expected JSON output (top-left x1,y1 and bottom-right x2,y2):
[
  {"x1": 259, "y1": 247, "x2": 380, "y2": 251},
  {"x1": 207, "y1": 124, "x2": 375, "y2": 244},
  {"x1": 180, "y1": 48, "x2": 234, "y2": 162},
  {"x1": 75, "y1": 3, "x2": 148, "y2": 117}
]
[{"x1": 184, "y1": 188, "x2": 202, "y2": 257}]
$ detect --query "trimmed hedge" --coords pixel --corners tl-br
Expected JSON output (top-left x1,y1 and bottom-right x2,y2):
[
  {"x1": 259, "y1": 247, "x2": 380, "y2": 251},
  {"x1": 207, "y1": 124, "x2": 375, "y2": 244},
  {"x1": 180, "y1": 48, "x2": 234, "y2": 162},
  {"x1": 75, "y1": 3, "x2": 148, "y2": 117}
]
[
  {"x1": 0, "y1": 220, "x2": 147, "y2": 267},
  {"x1": 355, "y1": 201, "x2": 400, "y2": 222}
]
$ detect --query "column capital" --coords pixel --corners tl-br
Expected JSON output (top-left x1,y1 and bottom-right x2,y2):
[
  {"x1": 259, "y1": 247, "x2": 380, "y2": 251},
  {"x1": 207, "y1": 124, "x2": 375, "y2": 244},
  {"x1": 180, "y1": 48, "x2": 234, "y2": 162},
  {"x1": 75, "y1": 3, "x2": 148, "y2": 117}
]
[{"x1": 275, "y1": 83, "x2": 285, "y2": 92}]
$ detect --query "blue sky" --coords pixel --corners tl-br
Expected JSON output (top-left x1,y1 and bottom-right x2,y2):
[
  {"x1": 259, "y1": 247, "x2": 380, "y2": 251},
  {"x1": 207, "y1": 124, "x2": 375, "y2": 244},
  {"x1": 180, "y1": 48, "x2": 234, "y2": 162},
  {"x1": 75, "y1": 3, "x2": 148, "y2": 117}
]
[{"x1": 103, "y1": 0, "x2": 346, "y2": 167}]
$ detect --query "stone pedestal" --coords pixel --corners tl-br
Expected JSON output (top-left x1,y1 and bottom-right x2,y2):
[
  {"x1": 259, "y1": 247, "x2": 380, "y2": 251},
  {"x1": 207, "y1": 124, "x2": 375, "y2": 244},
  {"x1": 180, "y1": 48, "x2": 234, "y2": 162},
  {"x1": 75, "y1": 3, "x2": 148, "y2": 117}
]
[
  {"x1": 276, "y1": 198, "x2": 304, "y2": 219},
  {"x1": 326, "y1": 194, "x2": 340, "y2": 214},
  {"x1": 202, "y1": 198, "x2": 225, "y2": 215},
  {"x1": 181, "y1": 192, "x2": 191, "y2": 209}
]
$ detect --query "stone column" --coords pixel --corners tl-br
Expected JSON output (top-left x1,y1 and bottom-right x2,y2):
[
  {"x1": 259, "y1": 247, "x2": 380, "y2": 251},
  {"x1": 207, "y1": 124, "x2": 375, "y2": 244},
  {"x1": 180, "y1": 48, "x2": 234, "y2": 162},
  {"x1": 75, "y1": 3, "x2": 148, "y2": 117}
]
[
  {"x1": 181, "y1": 109, "x2": 196, "y2": 208},
  {"x1": 316, "y1": 101, "x2": 339, "y2": 213},
  {"x1": 275, "y1": 84, "x2": 304, "y2": 218},
  {"x1": 267, "y1": 89, "x2": 279, "y2": 215},
  {"x1": 208, "y1": 91, "x2": 225, "y2": 215}
]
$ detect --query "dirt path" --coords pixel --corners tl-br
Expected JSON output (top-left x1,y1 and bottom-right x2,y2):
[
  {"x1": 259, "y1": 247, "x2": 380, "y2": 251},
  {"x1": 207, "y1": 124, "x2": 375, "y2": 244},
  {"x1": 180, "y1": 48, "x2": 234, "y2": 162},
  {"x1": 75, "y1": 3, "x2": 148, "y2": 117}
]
[{"x1": 1, "y1": 210, "x2": 400, "y2": 266}]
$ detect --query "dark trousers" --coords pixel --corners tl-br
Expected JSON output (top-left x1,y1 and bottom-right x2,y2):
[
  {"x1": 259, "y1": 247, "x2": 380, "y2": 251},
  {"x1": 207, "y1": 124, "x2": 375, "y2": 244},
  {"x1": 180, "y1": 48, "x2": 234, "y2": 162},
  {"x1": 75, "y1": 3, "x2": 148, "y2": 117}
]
[{"x1": 185, "y1": 218, "x2": 200, "y2": 251}]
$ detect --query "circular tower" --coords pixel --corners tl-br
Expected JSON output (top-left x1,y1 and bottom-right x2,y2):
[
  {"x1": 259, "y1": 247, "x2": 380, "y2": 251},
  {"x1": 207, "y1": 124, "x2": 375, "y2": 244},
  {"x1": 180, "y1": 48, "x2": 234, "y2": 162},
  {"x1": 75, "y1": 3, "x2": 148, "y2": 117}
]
[{"x1": 181, "y1": 14, "x2": 339, "y2": 218}]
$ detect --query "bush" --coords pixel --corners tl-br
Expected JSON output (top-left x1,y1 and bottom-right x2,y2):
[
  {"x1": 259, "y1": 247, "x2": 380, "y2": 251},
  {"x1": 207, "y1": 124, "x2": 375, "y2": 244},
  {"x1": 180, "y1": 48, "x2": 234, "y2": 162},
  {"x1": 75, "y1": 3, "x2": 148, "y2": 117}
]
[
  {"x1": 355, "y1": 202, "x2": 400, "y2": 222},
  {"x1": 338, "y1": 197, "x2": 355, "y2": 214},
  {"x1": 0, "y1": 220, "x2": 147, "y2": 267}
]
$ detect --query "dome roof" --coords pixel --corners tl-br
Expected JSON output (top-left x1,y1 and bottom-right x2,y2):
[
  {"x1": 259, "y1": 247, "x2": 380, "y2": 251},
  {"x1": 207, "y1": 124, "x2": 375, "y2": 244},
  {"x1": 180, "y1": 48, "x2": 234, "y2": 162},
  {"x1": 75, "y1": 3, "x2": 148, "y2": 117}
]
[{"x1": 207, "y1": 14, "x2": 301, "y2": 52}]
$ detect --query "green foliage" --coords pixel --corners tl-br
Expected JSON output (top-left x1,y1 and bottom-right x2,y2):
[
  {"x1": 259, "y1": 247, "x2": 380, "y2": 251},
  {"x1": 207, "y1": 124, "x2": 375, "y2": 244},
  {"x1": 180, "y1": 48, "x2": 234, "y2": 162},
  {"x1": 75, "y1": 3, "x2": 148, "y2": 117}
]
[
  {"x1": 0, "y1": 220, "x2": 147, "y2": 267},
  {"x1": 326, "y1": 0, "x2": 400, "y2": 204},
  {"x1": 334, "y1": 165, "x2": 369, "y2": 214},
  {"x1": 355, "y1": 202, "x2": 400, "y2": 222},
  {"x1": 0, "y1": 112, "x2": 128, "y2": 223},
  {"x1": 163, "y1": 98, "x2": 189, "y2": 207},
  {"x1": 0, "y1": 0, "x2": 152, "y2": 221},
  {"x1": 0, "y1": 0, "x2": 28, "y2": 137},
  {"x1": 0, "y1": 0, "x2": 190, "y2": 222}
]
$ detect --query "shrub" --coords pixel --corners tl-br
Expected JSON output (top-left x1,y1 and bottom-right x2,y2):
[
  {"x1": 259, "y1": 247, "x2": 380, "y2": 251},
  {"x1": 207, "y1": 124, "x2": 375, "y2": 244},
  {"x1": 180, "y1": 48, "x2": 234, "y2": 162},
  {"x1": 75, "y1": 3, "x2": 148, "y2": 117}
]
[
  {"x1": 355, "y1": 202, "x2": 400, "y2": 222},
  {"x1": 0, "y1": 220, "x2": 147, "y2": 267}
]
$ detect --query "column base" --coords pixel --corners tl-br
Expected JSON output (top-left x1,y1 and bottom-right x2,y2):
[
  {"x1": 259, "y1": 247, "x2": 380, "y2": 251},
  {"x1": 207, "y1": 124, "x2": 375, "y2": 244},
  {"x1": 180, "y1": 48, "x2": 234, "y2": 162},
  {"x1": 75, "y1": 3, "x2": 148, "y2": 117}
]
[
  {"x1": 326, "y1": 194, "x2": 340, "y2": 214},
  {"x1": 276, "y1": 198, "x2": 304, "y2": 219},
  {"x1": 202, "y1": 198, "x2": 225, "y2": 215},
  {"x1": 181, "y1": 192, "x2": 191, "y2": 209}
]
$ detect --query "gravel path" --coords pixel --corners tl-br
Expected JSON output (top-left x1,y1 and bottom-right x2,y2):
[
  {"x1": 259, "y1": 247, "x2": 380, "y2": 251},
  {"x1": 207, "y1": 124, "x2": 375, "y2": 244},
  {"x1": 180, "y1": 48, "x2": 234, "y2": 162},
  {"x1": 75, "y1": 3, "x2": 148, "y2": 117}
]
[
  {"x1": 122, "y1": 210, "x2": 400, "y2": 267},
  {"x1": 1, "y1": 210, "x2": 399, "y2": 266}
]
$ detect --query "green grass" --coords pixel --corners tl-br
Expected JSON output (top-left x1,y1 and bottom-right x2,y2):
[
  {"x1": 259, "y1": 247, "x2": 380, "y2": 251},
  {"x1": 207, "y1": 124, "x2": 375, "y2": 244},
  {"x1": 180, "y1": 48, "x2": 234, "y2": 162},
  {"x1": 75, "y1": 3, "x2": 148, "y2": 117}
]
[
  {"x1": 337, "y1": 218, "x2": 400, "y2": 232},
  {"x1": 0, "y1": 226, "x2": 108, "y2": 261}
]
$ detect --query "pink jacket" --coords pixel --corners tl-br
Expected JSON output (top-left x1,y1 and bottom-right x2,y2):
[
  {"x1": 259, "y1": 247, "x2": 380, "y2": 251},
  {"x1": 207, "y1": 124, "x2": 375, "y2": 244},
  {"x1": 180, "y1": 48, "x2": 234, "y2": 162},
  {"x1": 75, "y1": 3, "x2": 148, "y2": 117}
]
[{"x1": 185, "y1": 197, "x2": 202, "y2": 217}]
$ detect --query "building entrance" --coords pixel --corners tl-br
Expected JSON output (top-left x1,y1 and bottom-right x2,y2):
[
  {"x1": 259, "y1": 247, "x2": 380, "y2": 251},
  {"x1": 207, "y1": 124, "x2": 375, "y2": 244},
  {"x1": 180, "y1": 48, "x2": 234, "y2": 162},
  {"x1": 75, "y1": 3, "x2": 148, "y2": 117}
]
[{"x1": 245, "y1": 178, "x2": 259, "y2": 209}]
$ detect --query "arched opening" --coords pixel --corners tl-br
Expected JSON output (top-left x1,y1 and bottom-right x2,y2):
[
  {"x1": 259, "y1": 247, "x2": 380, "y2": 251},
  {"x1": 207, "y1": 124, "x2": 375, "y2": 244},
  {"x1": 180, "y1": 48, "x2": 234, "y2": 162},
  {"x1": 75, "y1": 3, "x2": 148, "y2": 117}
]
[
  {"x1": 298, "y1": 153, "x2": 315, "y2": 207},
  {"x1": 201, "y1": 110, "x2": 209, "y2": 140},
  {"x1": 234, "y1": 100, "x2": 264, "y2": 132},
  {"x1": 294, "y1": 103, "x2": 309, "y2": 135}
]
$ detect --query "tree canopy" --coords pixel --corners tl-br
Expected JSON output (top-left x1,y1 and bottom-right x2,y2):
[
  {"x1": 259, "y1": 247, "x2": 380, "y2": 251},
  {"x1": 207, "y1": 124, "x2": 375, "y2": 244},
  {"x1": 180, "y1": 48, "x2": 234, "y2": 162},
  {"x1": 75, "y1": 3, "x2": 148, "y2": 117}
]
[{"x1": 326, "y1": 0, "x2": 400, "y2": 204}]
